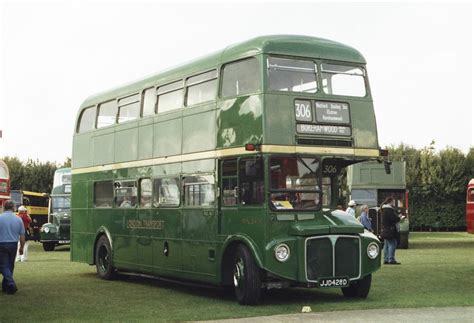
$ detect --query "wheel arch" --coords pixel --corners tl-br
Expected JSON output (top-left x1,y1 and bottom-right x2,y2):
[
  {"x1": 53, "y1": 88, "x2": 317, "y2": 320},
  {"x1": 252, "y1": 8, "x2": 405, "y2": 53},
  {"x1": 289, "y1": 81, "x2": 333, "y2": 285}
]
[
  {"x1": 92, "y1": 226, "x2": 113, "y2": 265},
  {"x1": 220, "y1": 235, "x2": 263, "y2": 286}
]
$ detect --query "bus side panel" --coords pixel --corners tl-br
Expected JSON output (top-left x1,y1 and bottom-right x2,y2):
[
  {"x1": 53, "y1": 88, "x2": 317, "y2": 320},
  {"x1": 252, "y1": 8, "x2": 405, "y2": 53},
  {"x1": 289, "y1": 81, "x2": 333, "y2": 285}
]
[
  {"x1": 183, "y1": 104, "x2": 216, "y2": 153},
  {"x1": 217, "y1": 95, "x2": 263, "y2": 148},
  {"x1": 152, "y1": 208, "x2": 183, "y2": 277},
  {"x1": 72, "y1": 133, "x2": 94, "y2": 168},
  {"x1": 93, "y1": 127, "x2": 115, "y2": 166},
  {"x1": 153, "y1": 113, "x2": 182, "y2": 158},
  {"x1": 350, "y1": 100, "x2": 378, "y2": 149},
  {"x1": 115, "y1": 123, "x2": 139, "y2": 163},
  {"x1": 71, "y1": 177, "x2": 91, "y2": 263},
  {"x1": 111, "y1": 208, "x2": 138, "y2": 271}
]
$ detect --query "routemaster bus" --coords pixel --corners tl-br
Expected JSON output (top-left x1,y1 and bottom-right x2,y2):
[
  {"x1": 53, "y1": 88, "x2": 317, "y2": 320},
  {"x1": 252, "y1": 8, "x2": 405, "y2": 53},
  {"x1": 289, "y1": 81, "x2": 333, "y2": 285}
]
[
  {"x1": 0, "y1": 159, "x2": 11, "y2": 209},
  {"x1": 467, "y1": 179, "x2": 474, "y2": 234},
  {"x1": 72, "y1": 35, "x2": 385, "y2": 304}
]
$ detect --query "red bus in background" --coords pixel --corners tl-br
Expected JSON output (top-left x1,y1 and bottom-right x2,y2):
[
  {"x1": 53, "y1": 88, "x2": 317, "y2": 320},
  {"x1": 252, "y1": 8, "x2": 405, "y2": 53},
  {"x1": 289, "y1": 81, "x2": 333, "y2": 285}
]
[
  {"x1": 467, "y1": 179, "x2": 474, "y2": 234},
  {"x1": 0, "y1": 159, "x2": 11, "y2": 209}
]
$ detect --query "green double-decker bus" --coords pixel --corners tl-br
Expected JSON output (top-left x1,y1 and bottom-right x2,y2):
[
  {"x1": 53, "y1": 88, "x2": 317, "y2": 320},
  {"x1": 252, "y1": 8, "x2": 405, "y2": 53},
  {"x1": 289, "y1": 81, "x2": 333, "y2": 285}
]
[{"x1": 72, "y1": 35, "x2": 383, "y2": 304}]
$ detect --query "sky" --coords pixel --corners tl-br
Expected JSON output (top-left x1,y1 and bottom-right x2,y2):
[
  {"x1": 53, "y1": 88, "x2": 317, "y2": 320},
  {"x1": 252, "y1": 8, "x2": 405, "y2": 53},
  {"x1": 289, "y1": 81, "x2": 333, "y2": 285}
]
[{"x1": 0, "y1": 0, "x2": 472, "y2": 163}]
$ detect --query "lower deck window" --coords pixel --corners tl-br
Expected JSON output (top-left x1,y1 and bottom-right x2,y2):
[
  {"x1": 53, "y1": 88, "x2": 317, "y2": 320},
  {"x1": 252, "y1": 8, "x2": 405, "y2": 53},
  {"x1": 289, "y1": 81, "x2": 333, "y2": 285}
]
[
  {"x1": 114, "y1": 181, "x2": 137, "y2": 208},
  {"x1": 184, "y1": 175, "x2": 215, "y2": 206},
  {"x1": 94, "y1": 181, "x2": 113, "y2": 208}
]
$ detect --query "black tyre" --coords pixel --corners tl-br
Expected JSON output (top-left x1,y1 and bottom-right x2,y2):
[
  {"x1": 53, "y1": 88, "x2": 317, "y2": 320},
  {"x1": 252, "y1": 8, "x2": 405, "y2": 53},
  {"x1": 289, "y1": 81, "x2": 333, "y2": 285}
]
[
  {"x1": 341, "y1": 274, "x2": 372, "y2": 298},
  {"x1": 43, "y1": 242, "x2": 55, "y2": 251},
  {"x1": 233, "y1": 244, "x2": 262, "y2": 305},
  {"x1": 95, "y1": 235, "x2": 117, "y2": 280},
  {"x1": 398, "y1": 233, "x2": 409, "y2": 249}
]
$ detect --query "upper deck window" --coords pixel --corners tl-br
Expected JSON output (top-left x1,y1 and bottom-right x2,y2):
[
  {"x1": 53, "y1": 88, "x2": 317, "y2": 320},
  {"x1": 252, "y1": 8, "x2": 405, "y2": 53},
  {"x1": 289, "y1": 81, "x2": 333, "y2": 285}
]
[
  {"x1": 142, "y1": 88, "x2": 156, "y2": 117},
  {"x1": 221, "y1": 58, "x2": 260, "y2": 98},
  {"x1": 321, "y1": 63, "x2": 366, "y2": 97},
  {"x1": 268, "y1": 57, "x2": 317, "y2": 93},
  {"x1": 157, "y1": 80, "x2": 183, "y2": 113},
  {"x1": 97, "y1": 100, "x2": 118, "y2": 128},
  {"x1": 118, "y1": 94, "x2": 140, "y2": 124},
  {"x1": 186, "y1": 70, "x2": 217, "y2": 106},
  {"x1": 77, "y1": 106, "x2": 97, "y2": 133}
]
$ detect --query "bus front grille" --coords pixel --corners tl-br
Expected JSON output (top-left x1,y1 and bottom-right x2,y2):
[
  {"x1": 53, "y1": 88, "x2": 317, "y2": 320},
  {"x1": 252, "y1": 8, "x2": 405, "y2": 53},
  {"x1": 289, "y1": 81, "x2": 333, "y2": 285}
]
[{"x1": 306, "y1": 236, "x2": 360, "y2": 282}]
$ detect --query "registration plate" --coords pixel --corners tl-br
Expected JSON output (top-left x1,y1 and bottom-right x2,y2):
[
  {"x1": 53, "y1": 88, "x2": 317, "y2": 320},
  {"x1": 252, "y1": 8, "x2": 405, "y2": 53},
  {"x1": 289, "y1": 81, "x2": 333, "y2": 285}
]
[
  {"x1": 318, "y1": 277, "x2": 349, "y2": 288},
  {"x1": 58, "y1": 240, "x2": 70, "y2": 244}
]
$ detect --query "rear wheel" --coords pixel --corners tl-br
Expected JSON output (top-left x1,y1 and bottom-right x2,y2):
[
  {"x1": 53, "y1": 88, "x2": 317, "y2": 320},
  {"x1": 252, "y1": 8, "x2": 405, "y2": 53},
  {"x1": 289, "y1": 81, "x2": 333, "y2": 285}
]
[
  {"x1": 42, "y1": 242, "x2": 55, "y2": 251},
  {"x1": 398, "y1": 232, "x2": 409, "y2": 249},
  {"x1": 95, "y1": 235, "x2": 117, "y2": 280},
  {"x1": 341, "y1": 274, "x2": 372, "y2": 298},
  {"x1": 233, "y1": 244, "x2": 262, "y2": 305}
]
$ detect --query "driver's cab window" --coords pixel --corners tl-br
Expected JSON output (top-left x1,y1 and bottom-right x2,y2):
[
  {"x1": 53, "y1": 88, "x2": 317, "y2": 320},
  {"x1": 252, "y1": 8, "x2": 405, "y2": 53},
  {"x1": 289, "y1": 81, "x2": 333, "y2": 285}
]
[
  {"x1": 221, "y1": 157, "x2": 264, "y2": 206},
  {"x1": 239, "y1": 158, "x2": 264, "y2": 205}
]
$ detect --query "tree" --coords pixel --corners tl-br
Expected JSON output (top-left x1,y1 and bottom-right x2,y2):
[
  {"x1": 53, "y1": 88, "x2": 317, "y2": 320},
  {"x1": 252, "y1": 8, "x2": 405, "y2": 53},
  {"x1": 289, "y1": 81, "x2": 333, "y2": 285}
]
[{"x1": 1, "y1": 157, "x2": 57, "y2": 193}]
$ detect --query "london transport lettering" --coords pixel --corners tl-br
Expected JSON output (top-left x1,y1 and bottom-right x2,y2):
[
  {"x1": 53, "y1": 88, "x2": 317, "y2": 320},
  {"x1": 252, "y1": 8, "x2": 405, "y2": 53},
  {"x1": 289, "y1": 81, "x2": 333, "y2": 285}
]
[{"x1": 127, "y1": 219, "x2": 164, "y2": 230}]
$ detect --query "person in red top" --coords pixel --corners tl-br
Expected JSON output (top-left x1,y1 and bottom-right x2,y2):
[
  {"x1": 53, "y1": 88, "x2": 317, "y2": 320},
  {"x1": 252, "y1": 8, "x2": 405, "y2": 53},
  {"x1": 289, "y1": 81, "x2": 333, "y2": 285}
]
[{"x1": 16, "y1": 206, "x2": 31, "y2": 262}]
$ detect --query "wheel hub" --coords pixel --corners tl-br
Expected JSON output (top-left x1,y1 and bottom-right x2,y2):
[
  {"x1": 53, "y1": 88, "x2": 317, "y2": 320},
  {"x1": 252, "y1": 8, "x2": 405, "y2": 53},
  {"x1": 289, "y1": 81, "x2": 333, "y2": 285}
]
[{"x1": 233, "y1": 259, "x2": 244, "y2": 287}]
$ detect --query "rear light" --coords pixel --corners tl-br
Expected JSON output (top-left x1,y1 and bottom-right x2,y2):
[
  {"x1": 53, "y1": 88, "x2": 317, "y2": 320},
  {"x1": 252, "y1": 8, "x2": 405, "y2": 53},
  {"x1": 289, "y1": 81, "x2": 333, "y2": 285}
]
[{"x1": 245, "y1": 143, "x2": 256, "y2": 151}]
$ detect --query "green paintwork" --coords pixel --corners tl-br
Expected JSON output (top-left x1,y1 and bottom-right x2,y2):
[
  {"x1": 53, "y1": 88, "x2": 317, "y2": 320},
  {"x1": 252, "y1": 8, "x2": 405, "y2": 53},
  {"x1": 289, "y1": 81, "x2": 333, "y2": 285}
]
[{"x1": 71, "y1": 35, "x2": 382, "y2": 294}]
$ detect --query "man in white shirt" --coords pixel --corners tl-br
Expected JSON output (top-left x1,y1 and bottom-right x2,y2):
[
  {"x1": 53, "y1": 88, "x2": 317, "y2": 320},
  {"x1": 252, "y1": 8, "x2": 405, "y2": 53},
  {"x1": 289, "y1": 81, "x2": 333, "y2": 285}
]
[{"x1": 345, "y1": 200, "x2": 357, "y2": 217}]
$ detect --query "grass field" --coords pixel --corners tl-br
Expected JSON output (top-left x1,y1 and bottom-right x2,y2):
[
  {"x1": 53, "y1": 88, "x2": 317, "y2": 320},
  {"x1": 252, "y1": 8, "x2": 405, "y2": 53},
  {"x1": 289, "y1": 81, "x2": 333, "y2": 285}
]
[{"x1": 1, "y1": 232, "x2": 474, "y2": 322}]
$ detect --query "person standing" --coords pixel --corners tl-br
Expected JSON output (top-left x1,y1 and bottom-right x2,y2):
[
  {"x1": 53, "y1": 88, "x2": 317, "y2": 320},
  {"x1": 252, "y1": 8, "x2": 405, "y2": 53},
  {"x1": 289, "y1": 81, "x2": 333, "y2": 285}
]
[
  {"x1": 0, "y1": 200, "x2": 25, "y2": 294},
  {"x1": 359, "y1": 205, "x2": 373, "y2": 232},
  {"x1": 345, "y1": 200, "x2": 357, "y2": 217},
  {"x1": 16, "y1": 206, "x2": 32, "y2": 262},
  {"x1": 381, "y1": 197, "x2": 405, "y2": 265}
]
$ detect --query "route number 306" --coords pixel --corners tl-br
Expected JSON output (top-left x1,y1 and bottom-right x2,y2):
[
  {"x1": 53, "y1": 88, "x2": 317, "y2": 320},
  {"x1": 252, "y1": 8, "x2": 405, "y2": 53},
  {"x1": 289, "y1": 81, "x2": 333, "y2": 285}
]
[{"x1": 295, "y1": 102, "x2": 312, "y2": 120}]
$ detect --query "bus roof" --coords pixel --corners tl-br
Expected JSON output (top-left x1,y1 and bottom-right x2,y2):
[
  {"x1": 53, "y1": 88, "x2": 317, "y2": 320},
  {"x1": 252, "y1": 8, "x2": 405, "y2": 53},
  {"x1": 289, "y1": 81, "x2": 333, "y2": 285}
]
[
  {"x1": 79, "y1": 35, "x2": 366, "y2": 109},
  {"x1": 16, "y1": 190, "x2": 49, "y2": 197}
]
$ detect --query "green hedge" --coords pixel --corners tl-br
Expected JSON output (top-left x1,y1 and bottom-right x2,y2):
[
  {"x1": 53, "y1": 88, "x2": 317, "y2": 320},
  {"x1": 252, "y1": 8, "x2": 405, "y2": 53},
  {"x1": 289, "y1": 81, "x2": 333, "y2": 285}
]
[{"x1": 388, "y1": 144, "x2": 474, "y2": 231}]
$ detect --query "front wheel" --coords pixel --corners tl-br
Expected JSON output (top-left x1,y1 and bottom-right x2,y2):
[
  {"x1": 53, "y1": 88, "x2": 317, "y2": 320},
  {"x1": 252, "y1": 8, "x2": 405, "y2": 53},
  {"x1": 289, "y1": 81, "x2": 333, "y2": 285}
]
[
  {"x1": 95, "y1": 235, "x2": 117, "y2": 280},
  {"x1": 341, "y1": 274, "x2": 372, "y2": 298},
  {"x1": 42, "y1": 242, "x2": 55, "y2": 251},
  {"x1": 233, "y1": 244, "x2": 262, "y2": 305}
]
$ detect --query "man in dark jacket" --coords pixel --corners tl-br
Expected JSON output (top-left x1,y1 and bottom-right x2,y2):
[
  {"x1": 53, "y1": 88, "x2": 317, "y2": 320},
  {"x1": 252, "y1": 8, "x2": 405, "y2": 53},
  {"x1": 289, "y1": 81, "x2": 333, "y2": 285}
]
[{"x1": 380, "y1": 197, "x2": 405, "y2": 265}]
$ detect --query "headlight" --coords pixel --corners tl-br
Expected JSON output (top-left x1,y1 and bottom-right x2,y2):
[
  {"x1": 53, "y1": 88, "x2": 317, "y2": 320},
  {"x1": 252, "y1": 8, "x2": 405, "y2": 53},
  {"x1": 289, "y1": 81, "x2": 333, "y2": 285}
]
[
  {"x1": 367, "y1": 242, "x2": 379, "y2": 259},
  {"x1": 43, "y1": 227, "x2": 50, "y2": 233},
  {"x1": 274, "y1": 244, "x2": 290, "y2": 262}
]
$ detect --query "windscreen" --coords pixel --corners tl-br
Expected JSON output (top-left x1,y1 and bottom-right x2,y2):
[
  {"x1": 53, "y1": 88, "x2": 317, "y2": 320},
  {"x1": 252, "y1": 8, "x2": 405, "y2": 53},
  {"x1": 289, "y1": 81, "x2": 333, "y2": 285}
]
[
  {"x1": 52, "y1": 196, "x2": 71, "y2": 212},
  {"x1": 270, "y1": 156, "x2": 321, "y2": 211}
]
